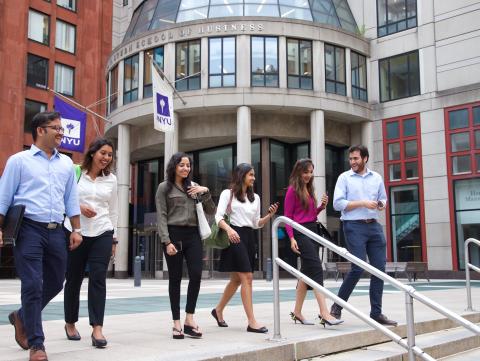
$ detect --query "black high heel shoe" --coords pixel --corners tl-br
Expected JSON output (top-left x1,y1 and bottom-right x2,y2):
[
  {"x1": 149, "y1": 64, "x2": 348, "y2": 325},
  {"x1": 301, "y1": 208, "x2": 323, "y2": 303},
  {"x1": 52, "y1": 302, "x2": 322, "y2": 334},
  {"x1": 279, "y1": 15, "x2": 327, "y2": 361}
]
[
  {"x1": 184, "y1": 324, "x2": 202, "y2": 338},
  {"x1": 211, "y1": 308, "x2": 228, "y2": 327},
  {"x1": 64, "y1": 325, "x2": 81, "y2": 341},
  {"x1": 289, "y1": 312, "x2": 314, "y2": 325},
  {"x1": 91, "y1": 334, "x2": 107, "y2": 348},
  {"x1": 319, "y1": 315, "x2": 344, "y2": 328}
]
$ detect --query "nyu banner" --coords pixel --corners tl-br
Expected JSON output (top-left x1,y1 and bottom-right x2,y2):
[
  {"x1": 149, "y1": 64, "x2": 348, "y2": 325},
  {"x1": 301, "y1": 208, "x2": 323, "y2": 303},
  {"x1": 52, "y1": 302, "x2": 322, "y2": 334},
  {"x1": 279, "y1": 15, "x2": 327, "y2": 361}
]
[
  {"x1": 152, "y1": 63, "x2": 174, "y2": 132},
  {"x1": 54, "y1": 96, "x2": 87, "y2": 153}
]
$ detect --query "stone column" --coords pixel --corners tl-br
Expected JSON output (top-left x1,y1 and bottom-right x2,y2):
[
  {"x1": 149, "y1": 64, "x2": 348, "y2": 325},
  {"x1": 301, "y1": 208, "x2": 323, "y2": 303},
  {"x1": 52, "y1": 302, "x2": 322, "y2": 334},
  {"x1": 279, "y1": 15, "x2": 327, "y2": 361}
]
[
  {"x1": 118, "y1": 60, "x2": 124, "y2": 107},
  {"x1": 345, "y1": 48, "x2": 352, "y2": 98},
  {"x1": 236, "y1": 106, "x2": 251, "y2": 164},
  {"x1": 278, "y1": 36, "x2": 287, "y2": 88},
  {"x1": 138, "y1": 50, "x2": 144, "y2": 100},
  {"x1": 310, "y1": 110, "x2": 326, "y2": 224},
  {"x1": 115, "y1": 123, "x2": 130, "y2": 278},
  {"x1": 361, "y1": 121, "x2": 374, "y2": 168}
]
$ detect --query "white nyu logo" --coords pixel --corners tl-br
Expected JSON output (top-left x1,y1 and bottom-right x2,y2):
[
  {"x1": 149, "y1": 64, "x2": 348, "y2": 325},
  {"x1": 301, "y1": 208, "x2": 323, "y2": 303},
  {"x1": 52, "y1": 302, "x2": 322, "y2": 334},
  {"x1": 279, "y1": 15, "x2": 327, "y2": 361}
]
[{"x1": 61, "y1": 118, "x2": 81, "y2": 139}]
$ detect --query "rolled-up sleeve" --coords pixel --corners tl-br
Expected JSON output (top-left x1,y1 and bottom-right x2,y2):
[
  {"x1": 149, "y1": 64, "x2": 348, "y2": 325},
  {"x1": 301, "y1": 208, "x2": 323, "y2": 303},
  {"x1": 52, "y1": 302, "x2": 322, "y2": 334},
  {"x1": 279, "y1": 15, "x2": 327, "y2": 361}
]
[
  {"x1": 155, "y1": 183, "x2": 170, "y2": 244},
  {"x1": 215, "y1": 189, "x2": 229, "y2": 225},
  {"x1": 64, "y1": 167, "x2": 80, "y2": 218},
  {"x1": 0, "y1": 156, "x2": 21, "y2": 216},
  {"x1": 333, "y1": 173, "x2": 349, "y2": 212}
]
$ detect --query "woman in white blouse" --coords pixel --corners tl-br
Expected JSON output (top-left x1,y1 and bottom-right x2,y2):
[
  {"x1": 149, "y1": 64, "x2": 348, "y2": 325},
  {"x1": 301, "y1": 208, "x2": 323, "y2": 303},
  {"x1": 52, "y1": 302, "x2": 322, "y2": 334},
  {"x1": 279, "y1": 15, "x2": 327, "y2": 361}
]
[
  {"x1": 63, "y1": 138, "x2": 118, "y2": 348},
  {"x1": 211, "y1": 163, "x2": 278, "y2": 333}
]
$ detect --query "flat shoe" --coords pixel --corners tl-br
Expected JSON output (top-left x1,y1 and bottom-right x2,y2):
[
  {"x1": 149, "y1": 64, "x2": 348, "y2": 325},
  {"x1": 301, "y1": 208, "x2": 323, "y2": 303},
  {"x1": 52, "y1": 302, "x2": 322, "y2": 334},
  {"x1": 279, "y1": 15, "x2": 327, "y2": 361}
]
[
  {"x1": 184, "y1": 324, "x2": 202, "y2": 338},
  {"x1": 211, "y1": 309, "x2": 228, "y2": 327},
  {"x1": 246, "y1": 325, "x2": 268, "y2": 333},
  {"x1": 64, "y1": 325, "x2": 81, "y2": 341}
]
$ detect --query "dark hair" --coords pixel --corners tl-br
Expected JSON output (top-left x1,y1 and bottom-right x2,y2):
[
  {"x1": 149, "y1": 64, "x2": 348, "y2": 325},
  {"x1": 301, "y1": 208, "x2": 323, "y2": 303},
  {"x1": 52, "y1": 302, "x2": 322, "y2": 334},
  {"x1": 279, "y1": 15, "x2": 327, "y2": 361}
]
[
  {"x1": 288, "y1": 158, "x2": 317, "y2": 209},
  {"x1": 31, "y1": 111, "x2": 61, "y2": 141},
  {"x1": 230, "y1": 163, "x2": 255, "y2": 203},
  {"x1": 165, "y1": 152, "x2": 193, "y2": 194},
  {"x1": 348, "y1": 144, "x2": 369, "y2": 161},
  {"x1": 81, "y1": 137, "x2": 115, "y2": 175}
]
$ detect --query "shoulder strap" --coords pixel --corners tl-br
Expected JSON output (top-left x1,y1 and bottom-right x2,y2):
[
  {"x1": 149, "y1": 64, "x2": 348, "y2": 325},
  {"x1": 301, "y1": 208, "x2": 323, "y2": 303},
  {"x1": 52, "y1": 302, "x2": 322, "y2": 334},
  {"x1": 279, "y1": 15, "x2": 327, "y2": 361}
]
[{"x1": 74, "y1": 164, "x2": 82, "y2": 183}]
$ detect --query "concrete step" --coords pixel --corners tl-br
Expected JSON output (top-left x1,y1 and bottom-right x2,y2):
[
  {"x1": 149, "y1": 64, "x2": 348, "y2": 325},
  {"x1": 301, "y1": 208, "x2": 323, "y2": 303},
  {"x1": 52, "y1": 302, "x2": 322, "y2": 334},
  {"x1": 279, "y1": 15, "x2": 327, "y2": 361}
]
[
  {"x1": 306, "y1": 326, "x2": 480, "y2": 361},
  {"x1": 439, "y1": 347, "x2": 480, "y2": 360}
]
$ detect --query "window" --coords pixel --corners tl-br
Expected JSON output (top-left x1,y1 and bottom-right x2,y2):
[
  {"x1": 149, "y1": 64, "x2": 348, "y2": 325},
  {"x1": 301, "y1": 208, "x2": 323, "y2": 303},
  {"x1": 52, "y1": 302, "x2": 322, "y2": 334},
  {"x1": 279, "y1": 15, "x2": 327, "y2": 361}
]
[
  {"x1": 28, "y1": 10, "x2": 49, "y2": 45},
  {"x1": 24, "y1": 99, "x2": 47, "y2": 133},
  {"x1": 176, "y1": 40, "x2": 201, "y2": 91},
  {"x1": 287, "y1": 38, "x2": 312, "y2": 90},
  {"x1": 144, "y1": 47, "x2": 164, "y2": 98},
  {"x1": 251, "y1": 36, "x2": 278, "y2": 87},
  {"x1": 27, "y1": 54, "x2": 48, "y2": 89},
  {"x1": 124, "y1": 54, "x2": 139, "y2": 104},
  {"x1": 57, "y1": 0, "x2": 76, "y2": 11},
  {"x1": 209, "y1": 37, "x2": 236, "y2": 88},
  {"x1": 351, "y1": 51, "x2": 367, "y2": 101},
  {"x1": 54, "y1": 63, "x2": 74, "y2": 96},
  {"x1": 109, "y1": 65, "x2": 118, "y2": 113},
  {"x1": 445, "y1": 103, "x2": 480, "y2": 175},
  {"x1": 55, "y1": 20, "x2": 76, "y2": 53},
  {"x1": 379, "y1": 51, "x2": 419, "y2": 102},
  {"x1": 377, "y1": 0, "x2": 417, "y2": 37},
  {"x1": 325, "y1": 44, "x2": 346, "y2": 95},
  {"x1": 123, "y1": 0, "x2": 128, "y2": 6}
]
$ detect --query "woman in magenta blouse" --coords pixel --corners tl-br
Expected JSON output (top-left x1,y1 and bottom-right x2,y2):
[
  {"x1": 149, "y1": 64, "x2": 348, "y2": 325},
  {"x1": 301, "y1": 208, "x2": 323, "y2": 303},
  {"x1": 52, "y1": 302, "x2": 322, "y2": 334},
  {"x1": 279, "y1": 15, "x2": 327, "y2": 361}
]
[{"x1": 284, "y1": 159, "x2": 343, "y2": 327}]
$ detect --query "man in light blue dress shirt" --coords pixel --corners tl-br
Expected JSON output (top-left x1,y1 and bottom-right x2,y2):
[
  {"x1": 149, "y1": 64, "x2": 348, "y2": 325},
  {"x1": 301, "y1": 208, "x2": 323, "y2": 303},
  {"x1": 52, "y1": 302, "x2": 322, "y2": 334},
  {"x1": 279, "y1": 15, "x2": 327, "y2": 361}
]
[
  {"x1": 0, "y1": 112, "x2": 82, "y2": 361},
  {"x1": 331, "y1": 145, "x2": 397, "y2": 326}
]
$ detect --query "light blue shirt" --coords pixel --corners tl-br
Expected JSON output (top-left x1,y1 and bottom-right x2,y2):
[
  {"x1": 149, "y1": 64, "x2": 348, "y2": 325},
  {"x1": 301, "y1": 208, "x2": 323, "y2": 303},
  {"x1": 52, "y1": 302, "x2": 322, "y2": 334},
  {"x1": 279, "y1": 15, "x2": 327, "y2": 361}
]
[
  {"x1": 333, "y1": 168, "x2": 387, "y2": 221},
  {"x1": 0, "y1": 144, "x2": 80, "y2": 223}
]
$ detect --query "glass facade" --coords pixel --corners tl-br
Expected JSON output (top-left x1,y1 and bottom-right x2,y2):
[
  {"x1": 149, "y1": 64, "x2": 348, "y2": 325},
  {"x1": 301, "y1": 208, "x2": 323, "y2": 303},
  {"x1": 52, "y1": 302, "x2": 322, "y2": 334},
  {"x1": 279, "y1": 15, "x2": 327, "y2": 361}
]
[
  {"x1": 351, "y1": 51, "x2": 367, "y2": 101},
  {"x1": 27, "y1": 54, "x2": 48, "y2": 89},
  {"x1": 144, "y1": 47, "x2": 165, "y2": 98},
  {"x1": 54, "y1": 63, "x2": 74, "y2": 96},
  {"x1": 209, "y1": 37, "x2": 236, "y2": 88},
  {"x1": 325, "y1": 44, "x2": 346, "y2": 95},
  {"x1": 28, "y1": 9, "x2": 49, "y2": 45},
  {"x1": 287, "y1": 38, "x2": 312, "y2": 90},
  {"x1": 377, "y1": 0, "x2": 417, "y2": 37},
  {"x1": 176, "y1": 40, "x2": 201, "y2": 91},
  {"x1": 124, "y1": 54, "x2": 139, "y2": 104},
  {"x1": 251, "y1": 36, "x2": 279, "y2": 87},
  {"x1": 379, "y1": 51, "x2": 420, "y2": 102},
  {"x1": 55, "y1": 20, "x2": 76, "y2": 53}
]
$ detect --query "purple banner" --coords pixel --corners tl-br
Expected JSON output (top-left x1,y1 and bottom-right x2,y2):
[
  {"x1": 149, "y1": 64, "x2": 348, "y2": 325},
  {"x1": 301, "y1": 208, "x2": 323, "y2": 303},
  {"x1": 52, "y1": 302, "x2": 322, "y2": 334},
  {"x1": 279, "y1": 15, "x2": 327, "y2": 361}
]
[{"x1": 54, "y1": 96, "x2": 87, "y2": 153}]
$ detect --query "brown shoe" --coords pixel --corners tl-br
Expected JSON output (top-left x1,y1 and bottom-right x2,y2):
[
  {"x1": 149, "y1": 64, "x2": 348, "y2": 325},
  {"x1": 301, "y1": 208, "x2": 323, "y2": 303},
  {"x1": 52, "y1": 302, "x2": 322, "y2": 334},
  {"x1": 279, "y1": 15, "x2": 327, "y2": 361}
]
[
  {"x1": 29, "y1": 345, "x2": 48, "y2": 361},
  {"x1": 8, "y1": 311, "x2": 29, "y2": 350}
]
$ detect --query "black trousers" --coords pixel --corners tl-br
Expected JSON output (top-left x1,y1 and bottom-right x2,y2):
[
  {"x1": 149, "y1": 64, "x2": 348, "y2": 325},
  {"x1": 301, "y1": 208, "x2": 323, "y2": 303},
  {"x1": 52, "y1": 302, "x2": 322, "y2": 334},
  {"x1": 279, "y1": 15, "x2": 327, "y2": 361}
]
[
  {"x1": 294, "y1": 222, "x2": 324, "y2": 288},
  {"x1": 164, "y1": 226, "x2": 203, "y2": 321},
  {"x1": 64, "y1": 230, "x2": 113, "y2": 326}
]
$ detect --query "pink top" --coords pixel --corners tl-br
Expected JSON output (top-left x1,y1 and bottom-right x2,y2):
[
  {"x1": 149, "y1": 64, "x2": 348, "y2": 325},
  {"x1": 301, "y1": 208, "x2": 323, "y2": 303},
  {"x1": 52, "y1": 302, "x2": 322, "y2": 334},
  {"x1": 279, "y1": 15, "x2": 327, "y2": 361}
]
[{"x1": 283, "y1": 185, "x2": 325, "y2": 239}]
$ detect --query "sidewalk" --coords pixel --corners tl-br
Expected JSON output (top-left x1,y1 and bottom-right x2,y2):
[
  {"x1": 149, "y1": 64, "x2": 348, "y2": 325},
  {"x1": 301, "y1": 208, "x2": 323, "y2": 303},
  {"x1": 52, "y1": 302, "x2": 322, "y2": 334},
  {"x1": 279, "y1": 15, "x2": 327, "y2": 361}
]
[{"x1": 0, "y1": 278, "x2": 479, "y2": 361}]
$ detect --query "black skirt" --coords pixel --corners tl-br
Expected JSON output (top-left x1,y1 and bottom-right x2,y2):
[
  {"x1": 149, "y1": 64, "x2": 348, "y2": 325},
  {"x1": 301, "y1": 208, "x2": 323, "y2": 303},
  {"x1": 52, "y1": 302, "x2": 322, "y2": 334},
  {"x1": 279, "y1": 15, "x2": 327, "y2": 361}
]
[
  {"x1": 293, "y1": 222, "x2": 324, "y2": 289},
  {"x1": 219, "y1": 225, "x2": 256, "y2": 273}
]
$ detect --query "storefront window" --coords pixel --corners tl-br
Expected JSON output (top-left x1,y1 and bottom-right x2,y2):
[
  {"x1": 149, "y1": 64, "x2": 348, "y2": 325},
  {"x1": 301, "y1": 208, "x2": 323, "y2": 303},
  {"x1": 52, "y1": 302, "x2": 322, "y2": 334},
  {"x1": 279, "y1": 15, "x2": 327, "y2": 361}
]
[
  {"x1": 197, "y1": 146, "x2": 233, "y2": 204},
  {"x1": 135, "y1": 159, "x2": 162, "y2": 224}
]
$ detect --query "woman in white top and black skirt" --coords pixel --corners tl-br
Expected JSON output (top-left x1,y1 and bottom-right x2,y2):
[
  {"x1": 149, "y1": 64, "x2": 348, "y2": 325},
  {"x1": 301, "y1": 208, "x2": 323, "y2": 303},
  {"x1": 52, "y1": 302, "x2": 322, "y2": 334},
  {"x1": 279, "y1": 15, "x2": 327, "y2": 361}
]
[{"x1": 211, "y1": 163, "x2": 278, "y2": 333}]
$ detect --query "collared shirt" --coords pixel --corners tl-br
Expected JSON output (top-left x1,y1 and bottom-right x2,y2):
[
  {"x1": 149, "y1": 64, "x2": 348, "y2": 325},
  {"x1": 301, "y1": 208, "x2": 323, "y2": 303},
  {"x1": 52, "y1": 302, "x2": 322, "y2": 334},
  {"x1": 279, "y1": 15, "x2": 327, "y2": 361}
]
[
  {"x1": 64, "y1": 170, "x2": 118, "y2": 238},
  {"x1": 215, "y1": 189, "x2": 261, "y2": 229},
  {"x1": 0, "y1": 144, "x2": 80, "y2": 223},
  {"x1": 333, "y1": 168, "x2": 387, "y2": 221},
  {"x1": 155, "y1": 181, "x2": 215, "y2": 244}
]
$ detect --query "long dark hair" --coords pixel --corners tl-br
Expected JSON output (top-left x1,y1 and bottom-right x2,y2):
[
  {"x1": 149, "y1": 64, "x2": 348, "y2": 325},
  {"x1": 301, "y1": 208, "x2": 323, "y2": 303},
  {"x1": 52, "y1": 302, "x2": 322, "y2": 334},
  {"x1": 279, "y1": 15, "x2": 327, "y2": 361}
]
[
  {"x1": 165, "y1": 152, "x2": 193, "y2": 194},
  {"x1": 289, "y1": 158, "x2": 317, "y2": 209},
  {"x1": 81, "y1": 137, "x2": 115, "y2": 176},
  {"x1": 230, "y1": 163, "x2": 255, "y2": 203}
]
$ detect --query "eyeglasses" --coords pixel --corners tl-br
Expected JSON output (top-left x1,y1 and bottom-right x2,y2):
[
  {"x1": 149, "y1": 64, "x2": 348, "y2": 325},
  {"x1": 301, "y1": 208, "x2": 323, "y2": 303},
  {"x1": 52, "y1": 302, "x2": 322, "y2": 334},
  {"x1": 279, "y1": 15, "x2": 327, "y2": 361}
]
[{"x1": 42, "y1": 125, "x2": 65, "y2": 133}]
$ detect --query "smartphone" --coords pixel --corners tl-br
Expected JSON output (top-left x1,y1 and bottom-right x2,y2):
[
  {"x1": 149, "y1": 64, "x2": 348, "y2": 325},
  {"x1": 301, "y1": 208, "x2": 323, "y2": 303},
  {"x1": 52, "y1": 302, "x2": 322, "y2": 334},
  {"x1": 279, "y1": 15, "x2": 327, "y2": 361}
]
[{"x1": 377, "y1": 200, "x2": 384, "y2": 208}]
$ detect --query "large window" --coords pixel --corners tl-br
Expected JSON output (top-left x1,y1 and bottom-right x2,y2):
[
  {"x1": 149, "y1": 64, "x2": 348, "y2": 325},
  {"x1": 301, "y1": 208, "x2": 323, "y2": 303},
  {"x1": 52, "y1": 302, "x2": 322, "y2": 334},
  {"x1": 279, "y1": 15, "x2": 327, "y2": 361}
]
[
  {"x1": 377, "y1": 0, "x2": 417, "y2": 37},
  {"x1": 351, "y1": 51, "x2": 367, "y2": 101},
  {"x1": 287, "y1": 38, "x2": 312, "y2": 90},
  {"x1": 325, "y1": 44, "x2": 345, "y2": 95},
  {"x1": 124, "y1": 54, "x2": 139, "y2": 104},
  {"x1": 209, "y1": 37, "x2": 236, "y2": 88},
  {"x1": 27, "y1": 54, "x2": 48, "y2": 89},
  {"x1": 24, "y1": 99, "x2": 47, "y2": 133},
  {"x1": 251, "y1": 36, "x2": 278, "y2": 87},
  {"x1": 54, "y1": 63, "x2": 74, "y2": 96},
  {"x1": 109, "y1": 65, "x2": 118, "y2": 113},
  {"x1": 28, "y1": 9, "x2": 49, "y2": 45},
  {"x1": 55, "y1": 20, "x2": 76, "y2": 53},
  {"x1": 144, "y1": 47, "x2": 164, "y2": 98},
  {"x1": 57, "y1": 0, "x2": 76, "y2": 11},
  {"x1": 176, "y1": 40, "x2": 201, "y2": 91},
  {"x1": 379, "y1": 51, "x2": 419, "y2": 102}
]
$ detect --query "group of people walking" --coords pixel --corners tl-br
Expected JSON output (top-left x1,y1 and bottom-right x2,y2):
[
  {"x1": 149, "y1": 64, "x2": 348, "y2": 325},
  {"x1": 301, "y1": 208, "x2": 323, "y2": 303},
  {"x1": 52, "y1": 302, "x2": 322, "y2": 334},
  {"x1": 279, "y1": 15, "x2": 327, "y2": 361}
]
[{"x1": 0, "y1": 111, "x2": 397, "y2": 361}]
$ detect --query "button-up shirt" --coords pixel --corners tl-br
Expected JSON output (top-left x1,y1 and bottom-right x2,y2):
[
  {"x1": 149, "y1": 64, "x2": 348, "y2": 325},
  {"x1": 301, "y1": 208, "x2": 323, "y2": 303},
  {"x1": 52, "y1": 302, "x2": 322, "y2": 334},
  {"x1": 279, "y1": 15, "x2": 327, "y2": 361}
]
[
  {"x1": 333, "y1": 168, "x2": 387, "y2": 221},
  {"x1": 215, "y1": 189, "x2": 261, "y2": 229},
  {"x1": 0, "y1": 144, "x2": 80, "y2": 222},
  {"x1": 64, "y1": 170, "x2": 118, "y2": 238}
]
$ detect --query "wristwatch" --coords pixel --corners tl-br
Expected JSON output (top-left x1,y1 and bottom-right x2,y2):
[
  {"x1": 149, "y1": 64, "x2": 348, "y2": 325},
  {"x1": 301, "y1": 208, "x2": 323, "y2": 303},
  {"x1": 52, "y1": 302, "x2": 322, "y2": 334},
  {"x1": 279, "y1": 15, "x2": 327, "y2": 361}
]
[{"x1": 73, "y1": 228, "x2": 82, "y2": 235}]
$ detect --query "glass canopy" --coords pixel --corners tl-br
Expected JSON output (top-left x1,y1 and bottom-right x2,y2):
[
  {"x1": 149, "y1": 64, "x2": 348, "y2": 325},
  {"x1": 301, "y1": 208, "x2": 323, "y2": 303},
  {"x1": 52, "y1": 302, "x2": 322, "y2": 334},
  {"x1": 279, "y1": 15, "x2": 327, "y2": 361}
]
[{"x1": 123, "y1": 0, "x2": 358, "y2": 42}]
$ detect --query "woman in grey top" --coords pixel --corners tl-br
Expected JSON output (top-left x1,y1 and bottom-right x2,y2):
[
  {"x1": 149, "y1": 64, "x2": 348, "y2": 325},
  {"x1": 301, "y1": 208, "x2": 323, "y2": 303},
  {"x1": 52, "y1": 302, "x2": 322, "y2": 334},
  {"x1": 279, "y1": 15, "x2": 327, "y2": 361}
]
[{"x1": 155, "y1": 152, "x2": 215, "y2": 339}]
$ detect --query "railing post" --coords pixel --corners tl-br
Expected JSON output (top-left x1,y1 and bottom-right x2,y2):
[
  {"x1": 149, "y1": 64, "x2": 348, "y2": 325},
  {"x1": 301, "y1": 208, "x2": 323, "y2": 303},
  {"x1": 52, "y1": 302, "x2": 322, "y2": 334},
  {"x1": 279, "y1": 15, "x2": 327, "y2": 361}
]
[
  {"x1": 465, "y1": 239, "x2": 473, "y2": 311},
  {"x1": 405, "y1": 293, "x2": 416, "y2": 361},
  {"x1": 272, "y1": 219, "x2": 282, "y2": 340}
]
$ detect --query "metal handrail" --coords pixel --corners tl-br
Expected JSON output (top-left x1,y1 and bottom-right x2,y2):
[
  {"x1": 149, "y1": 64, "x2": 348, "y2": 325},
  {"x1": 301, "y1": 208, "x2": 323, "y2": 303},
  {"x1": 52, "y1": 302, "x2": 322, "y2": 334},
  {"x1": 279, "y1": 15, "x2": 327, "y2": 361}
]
[
  {"x1": 465, "y1": 238, "x2": 480, "y2": 311},
  {"x1": 272, "y1": 216, "x2": 480, "y2": 361}
]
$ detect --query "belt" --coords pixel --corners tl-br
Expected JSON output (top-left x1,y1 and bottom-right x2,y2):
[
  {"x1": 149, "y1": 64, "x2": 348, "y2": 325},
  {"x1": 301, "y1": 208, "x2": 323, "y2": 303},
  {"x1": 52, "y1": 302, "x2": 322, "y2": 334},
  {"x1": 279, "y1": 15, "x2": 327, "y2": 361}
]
[
  {"x1": 23, "y1": 217, "x2": 61, "y2": 229},
  {"x1": 344, "y1": 219, "x2": 377, "y2": 224}
]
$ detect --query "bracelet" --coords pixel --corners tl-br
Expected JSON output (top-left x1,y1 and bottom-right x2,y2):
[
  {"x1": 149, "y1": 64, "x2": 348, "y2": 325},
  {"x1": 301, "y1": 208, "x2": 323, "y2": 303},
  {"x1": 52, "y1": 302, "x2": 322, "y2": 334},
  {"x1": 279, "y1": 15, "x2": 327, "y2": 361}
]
[{"x1": 112, "y1": 240, "x2": 119, "y2": 245}]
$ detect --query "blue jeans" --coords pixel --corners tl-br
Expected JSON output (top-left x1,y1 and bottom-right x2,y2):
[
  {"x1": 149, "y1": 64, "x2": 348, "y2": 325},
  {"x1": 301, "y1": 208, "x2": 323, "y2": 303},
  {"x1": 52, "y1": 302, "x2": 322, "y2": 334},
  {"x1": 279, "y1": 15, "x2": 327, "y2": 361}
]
[
  {"x1": 337, "y1": 220, "x2": 386, "y2": 318},
  {"x1": 13, "y1": 219, "x2": 67, "y2": 347}
]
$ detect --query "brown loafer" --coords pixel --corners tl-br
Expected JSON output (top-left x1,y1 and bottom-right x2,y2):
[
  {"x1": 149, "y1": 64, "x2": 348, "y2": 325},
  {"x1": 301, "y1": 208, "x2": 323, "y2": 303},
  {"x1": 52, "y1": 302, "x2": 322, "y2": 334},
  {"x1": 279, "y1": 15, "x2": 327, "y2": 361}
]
[
  {"x1": 29, "y1": 345, "x2": 48, "y2": 361},
  {"x1": 8, "y1": 311, "x2": 29, "y2": 350}
]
